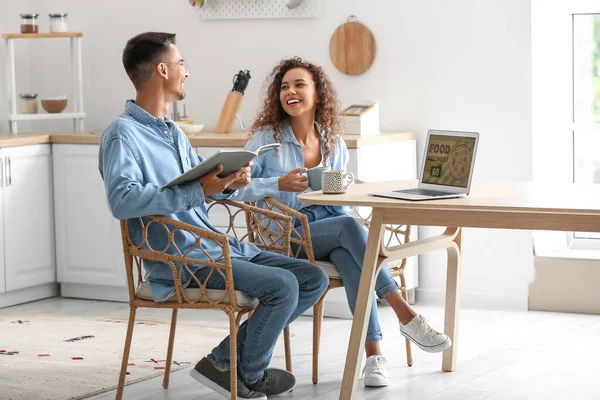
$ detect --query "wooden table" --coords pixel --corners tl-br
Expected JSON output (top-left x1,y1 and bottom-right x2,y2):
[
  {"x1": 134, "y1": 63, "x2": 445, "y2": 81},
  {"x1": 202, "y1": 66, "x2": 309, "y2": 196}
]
[{"x1": 298, "y1": 179, "x2": 600, "y2": 399}]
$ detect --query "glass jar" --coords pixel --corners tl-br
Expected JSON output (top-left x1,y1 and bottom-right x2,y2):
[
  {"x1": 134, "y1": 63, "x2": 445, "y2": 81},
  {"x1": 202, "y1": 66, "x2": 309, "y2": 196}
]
[
  {"x1": 19, "y1": 94, "x2": 39, "y2": 114},
  {"x1": 20, "y1": 14, "x2": 39, "y2": 34},
  {"x1": 49, "y1": 13, "x2": 68, "y2": 33}
]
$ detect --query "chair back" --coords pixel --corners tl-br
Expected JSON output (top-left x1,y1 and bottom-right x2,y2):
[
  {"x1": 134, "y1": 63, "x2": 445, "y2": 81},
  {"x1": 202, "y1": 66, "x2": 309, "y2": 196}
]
[
  {"x1": 206, "y1": 199, "x2": 292, "y2": 256},
  {"x1": 118, "y1": 215, "x2": 239, "y2": 307}
]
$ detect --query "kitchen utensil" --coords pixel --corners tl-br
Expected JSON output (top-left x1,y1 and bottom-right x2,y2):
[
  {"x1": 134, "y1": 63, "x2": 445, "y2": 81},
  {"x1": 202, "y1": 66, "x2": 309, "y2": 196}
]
[
  {"x1": 177, "y1": 123, "x2": 204, "y2": 135},
  {"x1": 172, "y1": 101, "x2": 181, "y2": 121},
  {"x1": 232, "y1": 70, "x2": 251, "y2": 95},
  {"x1": 215, "y1": 69, "x2": 251, "y2": 133},
  {"x1": 329, "y1": 16, "x2": 376, "y2": 76},
  {"x1": 286, "y1": 0, "x2": 305, "y2": 9},
  {"x1": 41, "y1": 97, "x2": 68, "y2": 113},
  {"x1": 19, "y1": 94, "x2": 38, "y2": 114},
  {"x1": 49, "y1": 13, "x2": 68, "y2": 32},
  {"x1": 20, "y1": 14, "x2": 39, "y2": 33}
]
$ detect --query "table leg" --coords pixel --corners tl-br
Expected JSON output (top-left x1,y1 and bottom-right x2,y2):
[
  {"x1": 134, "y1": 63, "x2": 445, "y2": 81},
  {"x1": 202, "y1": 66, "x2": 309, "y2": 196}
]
[
  {"x1": 339, "y1": 209, "x2": 386, "y2": 400},
  {"x1": 442, "y1": 227, "x2": 462, "y2": 372}
]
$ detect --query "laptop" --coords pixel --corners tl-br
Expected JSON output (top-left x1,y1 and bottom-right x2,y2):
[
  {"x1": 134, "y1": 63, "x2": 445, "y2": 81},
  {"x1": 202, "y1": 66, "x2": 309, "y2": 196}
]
[{"x1": 370, "y1": 129, "x2": 479, "y2": 201}]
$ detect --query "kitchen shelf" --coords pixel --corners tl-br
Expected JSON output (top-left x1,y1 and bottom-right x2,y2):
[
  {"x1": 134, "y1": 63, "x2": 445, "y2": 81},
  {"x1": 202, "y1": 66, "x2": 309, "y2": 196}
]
[
  {"x1": 2, "y1": 32, "x2": 83, "y2": 39},
  {"x1": 8, "y1": 112, "x2": 86, "y2": 121},
  {"x1": 3, "y1": 32, "x2": 85, "y2": 133}
]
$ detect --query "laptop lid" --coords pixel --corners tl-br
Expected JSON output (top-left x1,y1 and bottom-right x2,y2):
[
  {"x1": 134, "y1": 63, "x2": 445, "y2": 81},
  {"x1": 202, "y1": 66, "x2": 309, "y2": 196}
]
[{"x1": 418, "y1": 129, "x2": 479, "y2": 195}]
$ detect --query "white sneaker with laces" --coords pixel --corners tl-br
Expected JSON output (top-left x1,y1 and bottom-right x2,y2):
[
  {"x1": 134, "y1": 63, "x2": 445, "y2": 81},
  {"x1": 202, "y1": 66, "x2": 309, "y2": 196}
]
[
  {"x1": 362, "y1": 355, "x2": 389, "y2": 387},
  {"x1": 399, "y1": 314, "x2": 452, "y2": 353}
]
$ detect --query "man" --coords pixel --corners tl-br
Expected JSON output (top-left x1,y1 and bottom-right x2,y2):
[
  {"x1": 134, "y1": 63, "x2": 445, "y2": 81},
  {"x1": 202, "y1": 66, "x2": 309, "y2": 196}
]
[{"x1": 98, "y1": 32, "x2": 329, "y2": 400}]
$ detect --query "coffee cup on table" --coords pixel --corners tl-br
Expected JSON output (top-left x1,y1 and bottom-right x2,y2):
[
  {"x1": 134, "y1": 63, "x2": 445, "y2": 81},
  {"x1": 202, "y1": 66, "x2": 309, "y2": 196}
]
[
  {"x1": 300, "y1": 166, "x2": 331, "y2": 191},
  {"x1": 322, "y1": 170, "x2": 355, "y2": 194}
]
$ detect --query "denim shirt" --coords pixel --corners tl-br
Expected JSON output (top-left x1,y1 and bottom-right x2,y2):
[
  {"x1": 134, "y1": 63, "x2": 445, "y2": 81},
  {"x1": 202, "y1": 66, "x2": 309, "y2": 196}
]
[
  {"x1": 98, "y1": 100, "x2": 260, "y2": 301},
  {"x1": 234, "y1": 120, "x2": 353, "y2": 215}
]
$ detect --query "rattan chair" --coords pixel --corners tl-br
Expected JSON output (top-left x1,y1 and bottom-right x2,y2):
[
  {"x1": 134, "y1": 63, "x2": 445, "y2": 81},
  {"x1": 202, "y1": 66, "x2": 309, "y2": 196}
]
[
  {"x1": 204, "y1": 199, "x2": 297, "y2": 371},
  {"x1": 116, "y1": 200, "x2": 293, "y2": 400},
  {"x1": 244, "y1": 195, "x2": 414, "y2": 384}
]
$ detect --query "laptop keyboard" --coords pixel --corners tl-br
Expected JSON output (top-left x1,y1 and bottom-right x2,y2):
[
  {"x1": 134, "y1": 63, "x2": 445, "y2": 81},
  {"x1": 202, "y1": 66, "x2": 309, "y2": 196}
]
[{"x1": 393, "y1": 188, "x2": 454, "y2": 197}]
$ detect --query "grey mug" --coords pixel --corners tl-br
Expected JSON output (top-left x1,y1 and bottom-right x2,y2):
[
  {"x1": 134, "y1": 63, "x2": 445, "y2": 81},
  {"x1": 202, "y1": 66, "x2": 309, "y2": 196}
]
[{"x1": 300, "y1": 166, "x2": 331, "y2": 191}]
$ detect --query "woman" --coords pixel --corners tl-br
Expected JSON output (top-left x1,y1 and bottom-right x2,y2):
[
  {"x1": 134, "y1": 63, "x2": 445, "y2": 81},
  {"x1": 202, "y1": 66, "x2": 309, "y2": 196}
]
[{"x1": 235, "y1": 57, "x2": 451, "y2": 387}]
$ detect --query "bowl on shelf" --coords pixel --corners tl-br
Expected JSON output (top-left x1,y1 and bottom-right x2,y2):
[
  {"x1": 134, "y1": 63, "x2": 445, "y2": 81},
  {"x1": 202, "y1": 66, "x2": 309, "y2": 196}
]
[
  {"x1": 41, "y1": 96, "x2": 68, "y2": 113},
  {"x1": 177, "y1": 123, "x2": 204, "y2": 135}
]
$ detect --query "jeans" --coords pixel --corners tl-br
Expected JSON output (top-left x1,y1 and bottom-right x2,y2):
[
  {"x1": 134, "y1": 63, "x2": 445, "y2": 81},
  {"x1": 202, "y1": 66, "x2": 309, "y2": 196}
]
[
  {"x1": 194, "y1": 250, "x2": 328, "y2": 383},
  {"x1": 293, "y1": 205, "x2": 400, "y2": 343}
]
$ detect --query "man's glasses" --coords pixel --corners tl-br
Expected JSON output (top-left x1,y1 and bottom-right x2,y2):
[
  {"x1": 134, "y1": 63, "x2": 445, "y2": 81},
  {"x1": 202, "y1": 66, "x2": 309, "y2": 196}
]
[{"x1": 161, "y1": 59, "x2": 188, "y2": 72}]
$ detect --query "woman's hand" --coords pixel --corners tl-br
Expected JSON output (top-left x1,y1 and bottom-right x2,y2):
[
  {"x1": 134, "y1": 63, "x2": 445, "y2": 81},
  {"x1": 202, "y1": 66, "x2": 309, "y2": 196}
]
[
  {"x1": 228, "y1": 162, "x2": 253, "y2": 190},
  {"x1": 278, "y1": 167, "x2": 309, "y2": 192}
]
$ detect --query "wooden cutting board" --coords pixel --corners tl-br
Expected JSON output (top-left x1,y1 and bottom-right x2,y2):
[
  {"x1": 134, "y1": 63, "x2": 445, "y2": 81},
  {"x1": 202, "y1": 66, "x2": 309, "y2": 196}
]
[{"x1": 329, "y1": 20, "x2": 376, "y2": 76}]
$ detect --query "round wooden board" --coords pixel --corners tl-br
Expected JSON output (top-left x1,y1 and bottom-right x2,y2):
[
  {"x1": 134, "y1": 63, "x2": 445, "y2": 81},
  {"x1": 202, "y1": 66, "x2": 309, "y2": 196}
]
[{"x1": 329, "y1": 21, "x2": 376, "y2": 76}]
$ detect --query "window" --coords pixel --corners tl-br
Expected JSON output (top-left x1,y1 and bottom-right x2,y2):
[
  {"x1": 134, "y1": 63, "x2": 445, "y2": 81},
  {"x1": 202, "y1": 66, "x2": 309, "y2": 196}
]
[
  {"x1": 573, "y1": 13, "x2": 600, "y2": 239},
  {"x1": 532, "y1": 0, "x2": 600, "y2": 252}
]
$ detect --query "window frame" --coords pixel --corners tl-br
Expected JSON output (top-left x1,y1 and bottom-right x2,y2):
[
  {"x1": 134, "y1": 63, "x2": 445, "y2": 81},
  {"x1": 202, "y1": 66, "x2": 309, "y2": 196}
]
[{"x1": 532, "y1": 0, "x2": 600, "y2": 253}]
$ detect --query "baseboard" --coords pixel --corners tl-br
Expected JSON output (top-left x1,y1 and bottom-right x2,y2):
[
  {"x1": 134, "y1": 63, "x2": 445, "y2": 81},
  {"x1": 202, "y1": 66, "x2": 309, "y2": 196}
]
[
  {"x1": 416, "y1": 288, "x2": 528, "y2": 311},
  {"x1": 60, "y1": 283, "x2": 128, "y2": 302},
  {"x1": 0, "y1": 283, "x2": 58, "y2": 309}
]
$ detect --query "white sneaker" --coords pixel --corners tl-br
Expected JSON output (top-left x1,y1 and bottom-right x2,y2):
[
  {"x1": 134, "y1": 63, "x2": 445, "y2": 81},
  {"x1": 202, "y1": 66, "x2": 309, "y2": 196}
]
[
  {"x1": 399, "y1": 315, "x2": 452, "y2": 353},
  {"x1": 361, "y1": 355, "x2": 389, "y2": 387}
]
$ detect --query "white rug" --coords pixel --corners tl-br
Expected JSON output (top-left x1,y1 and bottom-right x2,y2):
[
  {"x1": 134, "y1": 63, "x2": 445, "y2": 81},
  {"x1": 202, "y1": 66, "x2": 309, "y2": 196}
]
[{"x1": 0, "y1": 314, "x2": 231, "y2": 400}]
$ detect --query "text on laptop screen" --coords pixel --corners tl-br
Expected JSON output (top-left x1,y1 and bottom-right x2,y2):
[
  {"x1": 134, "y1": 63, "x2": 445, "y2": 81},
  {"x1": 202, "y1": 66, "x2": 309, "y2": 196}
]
[{"x1": 421, "y1": 135, "x2": 477, "y2": 188}]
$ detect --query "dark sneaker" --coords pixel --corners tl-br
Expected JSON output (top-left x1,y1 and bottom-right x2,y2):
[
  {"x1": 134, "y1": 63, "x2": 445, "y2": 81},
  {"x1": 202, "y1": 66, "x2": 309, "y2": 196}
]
[
  {"x1": 246, "y1": 368, "x2": 296, "y2": 396},
  {"x1": 189, "y1": 357, "x2": 266, "y2": 400}
]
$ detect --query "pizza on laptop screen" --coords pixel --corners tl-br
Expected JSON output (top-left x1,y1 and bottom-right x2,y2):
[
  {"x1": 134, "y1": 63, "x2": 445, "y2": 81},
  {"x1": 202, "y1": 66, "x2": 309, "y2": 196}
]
[{"x1": 422, "y1": 135, "x2": 476, "y2": 188}]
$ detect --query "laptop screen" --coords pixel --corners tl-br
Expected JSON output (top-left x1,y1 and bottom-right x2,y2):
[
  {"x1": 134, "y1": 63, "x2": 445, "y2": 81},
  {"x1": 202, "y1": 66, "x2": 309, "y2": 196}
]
[{"x1": 421, "y1": 134, "x2": 477, "y2": 188}]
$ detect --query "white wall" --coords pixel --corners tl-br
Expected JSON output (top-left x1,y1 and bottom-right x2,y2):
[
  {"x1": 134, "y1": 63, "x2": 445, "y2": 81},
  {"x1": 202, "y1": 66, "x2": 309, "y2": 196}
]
[{"x1": 2, "y1": 0, "x2": 533, "y2": 309}]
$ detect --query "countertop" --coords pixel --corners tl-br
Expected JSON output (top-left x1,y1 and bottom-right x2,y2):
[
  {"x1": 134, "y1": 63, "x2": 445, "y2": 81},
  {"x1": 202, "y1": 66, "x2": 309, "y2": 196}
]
[
  {"x1": 0, "y1": 131, "x2": 416, "y2": 149},
  {"x1": 0, "y1": 132, "x2": 100, "y2": 147}
]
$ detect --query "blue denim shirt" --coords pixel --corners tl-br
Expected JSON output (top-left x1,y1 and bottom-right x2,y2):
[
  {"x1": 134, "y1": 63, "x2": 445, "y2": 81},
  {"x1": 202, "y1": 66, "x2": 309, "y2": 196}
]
[
  {"x1": 98, "y1": 100, "x2": 260, "y2": 301},
  {"x1": 234, "y1": 120, "x2": 353, "y2": 215}
]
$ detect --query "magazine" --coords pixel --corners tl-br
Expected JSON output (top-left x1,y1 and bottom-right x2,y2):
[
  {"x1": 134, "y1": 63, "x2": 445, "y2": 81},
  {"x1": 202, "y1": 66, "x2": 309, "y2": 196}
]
[{"x1": 162, "y1": 143, "x2": 281, "y2": 188}]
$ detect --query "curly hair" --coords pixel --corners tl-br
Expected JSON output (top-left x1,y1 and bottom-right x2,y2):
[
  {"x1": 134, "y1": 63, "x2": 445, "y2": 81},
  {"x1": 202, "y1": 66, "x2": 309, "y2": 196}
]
[{"x1": 251, "y1": 57, "x2": 343, "y2": 161}]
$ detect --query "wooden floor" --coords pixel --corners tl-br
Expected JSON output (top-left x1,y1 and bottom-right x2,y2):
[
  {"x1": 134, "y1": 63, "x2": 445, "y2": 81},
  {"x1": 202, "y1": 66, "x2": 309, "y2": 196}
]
[{"x1": 2, "y1": 297, "x2": 599, "y2": 400}]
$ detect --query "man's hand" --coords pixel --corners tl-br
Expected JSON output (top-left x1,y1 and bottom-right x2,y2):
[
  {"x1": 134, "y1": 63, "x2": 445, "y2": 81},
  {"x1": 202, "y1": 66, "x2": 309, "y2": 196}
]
[
  {"x1": 199, "y1": 164, "x2": 244, "y2": 197},
  {"x1": 228, "y1": 162, "x2": 253, "y2": 190},
  {"x1": 278, "y1": 167, "x2": 309, "y2": 192}
]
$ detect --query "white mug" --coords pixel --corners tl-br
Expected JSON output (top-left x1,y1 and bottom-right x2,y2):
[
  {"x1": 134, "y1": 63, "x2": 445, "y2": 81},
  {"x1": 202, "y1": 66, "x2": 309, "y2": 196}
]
[{"x1": 322, "y1": 170, "x2": 355, "y2": 194}]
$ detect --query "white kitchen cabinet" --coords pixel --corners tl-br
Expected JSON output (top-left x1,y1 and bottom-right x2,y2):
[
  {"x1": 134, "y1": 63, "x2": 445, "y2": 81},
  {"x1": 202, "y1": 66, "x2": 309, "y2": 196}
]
[
  {"x1": 0, "y1": 154, "x2": 5, "y2": 295},
  {"x1": 53, "y1": 144, "x2": 127, "y2": 301},
  {"x1": 0, "y1": 144, "x2": 57, "y2": 308},
  {"x1": 196, "y1": 136, "x2": 419, "y2": 318},
  {"x1": 0, "y1": 145, "x2": 55, "y2": 292},
  {"x1": 1, "y1": 144, "x2": 56, "y2": 292}
]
